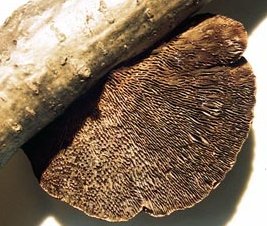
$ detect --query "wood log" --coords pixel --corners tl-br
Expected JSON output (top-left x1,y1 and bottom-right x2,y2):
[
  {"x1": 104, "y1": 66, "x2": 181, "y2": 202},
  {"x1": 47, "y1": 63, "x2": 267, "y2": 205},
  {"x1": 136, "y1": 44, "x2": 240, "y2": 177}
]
[{"x1": 0, "y1": 0, "x2": 211, "y2": 166}]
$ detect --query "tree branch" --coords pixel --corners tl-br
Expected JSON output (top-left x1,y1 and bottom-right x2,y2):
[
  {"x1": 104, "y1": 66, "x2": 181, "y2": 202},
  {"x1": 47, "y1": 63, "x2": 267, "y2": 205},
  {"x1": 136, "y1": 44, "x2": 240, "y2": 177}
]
[{"x1": 0, "y1": 0, "x2": 211, "y2": 166}]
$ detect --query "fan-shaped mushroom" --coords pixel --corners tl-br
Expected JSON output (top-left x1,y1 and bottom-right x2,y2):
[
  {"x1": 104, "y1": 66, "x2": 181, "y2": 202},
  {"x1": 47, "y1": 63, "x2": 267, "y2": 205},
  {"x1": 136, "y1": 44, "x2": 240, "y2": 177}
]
[{"x1": 23, "y1": 15, "x2": 255, "y2": 222}]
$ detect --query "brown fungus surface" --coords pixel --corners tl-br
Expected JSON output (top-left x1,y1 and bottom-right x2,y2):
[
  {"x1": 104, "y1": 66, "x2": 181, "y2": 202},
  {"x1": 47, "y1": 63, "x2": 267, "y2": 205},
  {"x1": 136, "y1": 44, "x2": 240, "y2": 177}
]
[{"x1": 23, "y1": 15, "x2": 255, "y2": 222}]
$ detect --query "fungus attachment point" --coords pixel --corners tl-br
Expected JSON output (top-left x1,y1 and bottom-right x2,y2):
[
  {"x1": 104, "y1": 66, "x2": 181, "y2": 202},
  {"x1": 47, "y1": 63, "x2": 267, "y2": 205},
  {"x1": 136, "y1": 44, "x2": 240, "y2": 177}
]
[{"x1": 23, "y1": 15, "x2": 255, "y2": 222}]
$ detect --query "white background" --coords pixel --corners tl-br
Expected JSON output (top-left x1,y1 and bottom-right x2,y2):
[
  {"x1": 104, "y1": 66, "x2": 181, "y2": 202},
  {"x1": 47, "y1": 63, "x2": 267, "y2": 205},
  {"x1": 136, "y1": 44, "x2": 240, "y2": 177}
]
[{"x1": 0, "y1": 1, "x2": 266, "y2": 226}]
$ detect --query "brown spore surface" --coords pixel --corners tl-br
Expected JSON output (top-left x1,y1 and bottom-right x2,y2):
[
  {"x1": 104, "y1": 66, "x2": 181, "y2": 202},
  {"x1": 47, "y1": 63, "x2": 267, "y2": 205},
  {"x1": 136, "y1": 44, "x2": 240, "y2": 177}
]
[{"x1": 23, "y1": 15, "x2": 256, "y2": 222}]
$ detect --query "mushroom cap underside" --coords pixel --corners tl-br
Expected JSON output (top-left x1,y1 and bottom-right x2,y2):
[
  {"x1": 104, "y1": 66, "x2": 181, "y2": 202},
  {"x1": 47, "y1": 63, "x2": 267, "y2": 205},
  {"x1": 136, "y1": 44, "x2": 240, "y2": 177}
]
[{"x1": 23, "y1": 15, "x2": 256, "y2": 222}]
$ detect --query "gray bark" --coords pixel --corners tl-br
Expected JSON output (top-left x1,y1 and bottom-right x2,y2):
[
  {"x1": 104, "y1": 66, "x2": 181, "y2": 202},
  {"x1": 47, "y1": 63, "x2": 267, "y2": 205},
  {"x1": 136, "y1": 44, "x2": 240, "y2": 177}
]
[{"x1": 0, "y1": 0, "x2": 211, "y2": 166}]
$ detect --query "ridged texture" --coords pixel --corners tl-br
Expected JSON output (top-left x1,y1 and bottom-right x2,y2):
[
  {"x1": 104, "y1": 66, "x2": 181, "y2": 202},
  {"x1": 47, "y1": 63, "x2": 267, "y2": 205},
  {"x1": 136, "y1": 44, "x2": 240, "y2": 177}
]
[{"x1": 24, "y1": 15, "x2": 255, "y2": 222}]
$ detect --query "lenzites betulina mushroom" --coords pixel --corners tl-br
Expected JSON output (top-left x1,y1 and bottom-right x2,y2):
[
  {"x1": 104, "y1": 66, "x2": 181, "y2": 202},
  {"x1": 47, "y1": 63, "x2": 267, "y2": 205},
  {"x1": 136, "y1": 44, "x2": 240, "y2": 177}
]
[{"x1": 23, "y1": 15, "x2": 256, "y2": 222}]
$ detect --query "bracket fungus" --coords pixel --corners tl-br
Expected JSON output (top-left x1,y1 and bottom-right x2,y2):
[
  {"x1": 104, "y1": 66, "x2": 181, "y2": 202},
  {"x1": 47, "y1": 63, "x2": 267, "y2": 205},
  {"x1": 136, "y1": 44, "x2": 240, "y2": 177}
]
[{"x1": 23, "y1": 15, "x2": 255, "y2": 222}]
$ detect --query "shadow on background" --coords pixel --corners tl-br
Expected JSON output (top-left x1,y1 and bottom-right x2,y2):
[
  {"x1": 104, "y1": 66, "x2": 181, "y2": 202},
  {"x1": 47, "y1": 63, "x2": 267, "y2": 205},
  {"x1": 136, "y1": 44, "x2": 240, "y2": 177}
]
[
  {"x1": 0, "y1": 151, "x2": 52, "y2": 226},
  {"x1": 0, "y1": 130, "x2": 254, "y2": 226},
  {"x1": 201, "y1": 0, "x2": 267, "y2": 33}
]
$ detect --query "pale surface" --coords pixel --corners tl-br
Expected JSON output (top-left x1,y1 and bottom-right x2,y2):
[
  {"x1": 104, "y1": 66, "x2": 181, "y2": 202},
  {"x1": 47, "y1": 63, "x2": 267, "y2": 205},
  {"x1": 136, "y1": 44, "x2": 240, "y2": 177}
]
[
  {"x1": 1, "y1": 0, "x2": 208, "y2": 166},
  {"x1": 0, "y1": 0, "x2": 266, "y2": 226}
]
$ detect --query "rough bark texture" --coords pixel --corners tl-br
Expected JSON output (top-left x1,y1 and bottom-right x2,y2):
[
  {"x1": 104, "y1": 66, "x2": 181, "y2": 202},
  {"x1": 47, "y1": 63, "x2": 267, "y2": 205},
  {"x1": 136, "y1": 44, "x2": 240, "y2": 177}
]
[
  {"x1": 0, "y1": 0, "x2": 211, "y2": 166},
  {"x1": 24, "y1": 15, "x2": 256, "y2": 222}
]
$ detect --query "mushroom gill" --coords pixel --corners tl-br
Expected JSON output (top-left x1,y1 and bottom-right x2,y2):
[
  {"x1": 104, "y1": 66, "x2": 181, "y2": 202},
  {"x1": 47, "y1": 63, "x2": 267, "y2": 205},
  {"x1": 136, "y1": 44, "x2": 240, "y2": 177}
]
[{"x1": 23, "y1": 15, "x2": 256, "y2": 222}]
